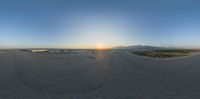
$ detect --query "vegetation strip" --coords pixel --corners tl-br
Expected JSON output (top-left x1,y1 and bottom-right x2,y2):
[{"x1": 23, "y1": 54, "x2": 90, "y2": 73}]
[{"x1": 131, "y1": 49, "x2": 200, "y2": 58}]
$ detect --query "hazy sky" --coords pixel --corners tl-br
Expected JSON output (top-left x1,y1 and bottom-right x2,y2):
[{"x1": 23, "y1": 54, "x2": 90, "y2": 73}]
[{"x1": 1, "y1": 0, "x2": 200, "y2": 48}]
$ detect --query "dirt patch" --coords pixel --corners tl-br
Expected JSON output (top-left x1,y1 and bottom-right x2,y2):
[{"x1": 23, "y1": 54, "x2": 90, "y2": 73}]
[{"x1": 131, "y1": 49, "x2": 200, "y2": 58}]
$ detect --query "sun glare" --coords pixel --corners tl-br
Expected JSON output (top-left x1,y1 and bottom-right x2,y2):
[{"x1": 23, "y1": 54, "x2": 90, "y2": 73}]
[{"x1": 98, "y1": 45, "x2": 102, "y2": 49}]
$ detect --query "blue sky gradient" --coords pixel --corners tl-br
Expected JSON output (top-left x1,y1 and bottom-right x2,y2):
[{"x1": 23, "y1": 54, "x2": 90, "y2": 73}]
[{"x1": 1, "y1": 0, "x2": 200, "y2": 48}]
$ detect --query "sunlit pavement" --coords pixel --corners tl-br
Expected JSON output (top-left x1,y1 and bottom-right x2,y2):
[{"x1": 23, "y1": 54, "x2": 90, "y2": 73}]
[{"x1": 1, "y1": 50, "x2": 200, "y2": 99}]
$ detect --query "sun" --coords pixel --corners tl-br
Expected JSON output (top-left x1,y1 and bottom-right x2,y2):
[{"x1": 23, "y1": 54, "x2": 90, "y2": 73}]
[
  {"x1": 97, "y1": 42, "x2": 105, "y2": 49},
  {"x1": 98, "y1": 45, "x2": 102, "y2": 49}
]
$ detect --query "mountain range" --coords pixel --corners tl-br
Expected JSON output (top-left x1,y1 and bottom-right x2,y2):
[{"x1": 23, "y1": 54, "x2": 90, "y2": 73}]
[{"x1": 112, "y1": 45, "x2": 172, "y2": 51}]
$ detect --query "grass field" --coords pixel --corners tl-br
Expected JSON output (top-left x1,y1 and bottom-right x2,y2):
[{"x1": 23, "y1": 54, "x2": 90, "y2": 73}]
[{"x1": 131, "y1": 49, "x2": 200, "y2": 58}]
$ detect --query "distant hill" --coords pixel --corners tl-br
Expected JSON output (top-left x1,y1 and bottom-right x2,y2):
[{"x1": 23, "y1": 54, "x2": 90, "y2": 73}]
[{"x1": 112, "y1": 45, "x2": 167, "y2": 51}]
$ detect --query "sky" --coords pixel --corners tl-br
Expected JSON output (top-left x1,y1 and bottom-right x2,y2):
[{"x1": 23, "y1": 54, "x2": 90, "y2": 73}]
[{"x1": 1, "y1": 0, "x2": 200, "y2": 49}]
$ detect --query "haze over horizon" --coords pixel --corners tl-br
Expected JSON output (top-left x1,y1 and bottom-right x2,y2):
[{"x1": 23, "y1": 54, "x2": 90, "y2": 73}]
[{"x1": 1, "y1": 0, "x2": 200, "y2": 49}]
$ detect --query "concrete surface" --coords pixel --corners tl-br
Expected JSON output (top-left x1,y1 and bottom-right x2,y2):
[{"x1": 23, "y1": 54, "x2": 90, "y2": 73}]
[{"x1": 0, "y1": 50, "x2": 200, "y2": 99}]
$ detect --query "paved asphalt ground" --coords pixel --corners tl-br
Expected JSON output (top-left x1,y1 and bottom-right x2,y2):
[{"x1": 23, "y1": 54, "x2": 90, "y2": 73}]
[{"x1": 1, "y1": 50, "x2": 200, "y2": 99}]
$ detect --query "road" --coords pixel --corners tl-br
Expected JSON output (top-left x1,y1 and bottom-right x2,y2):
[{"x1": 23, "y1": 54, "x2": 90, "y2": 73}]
[{"x1": 0, "y1": 50, "x2": 200, "y2": 99}]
